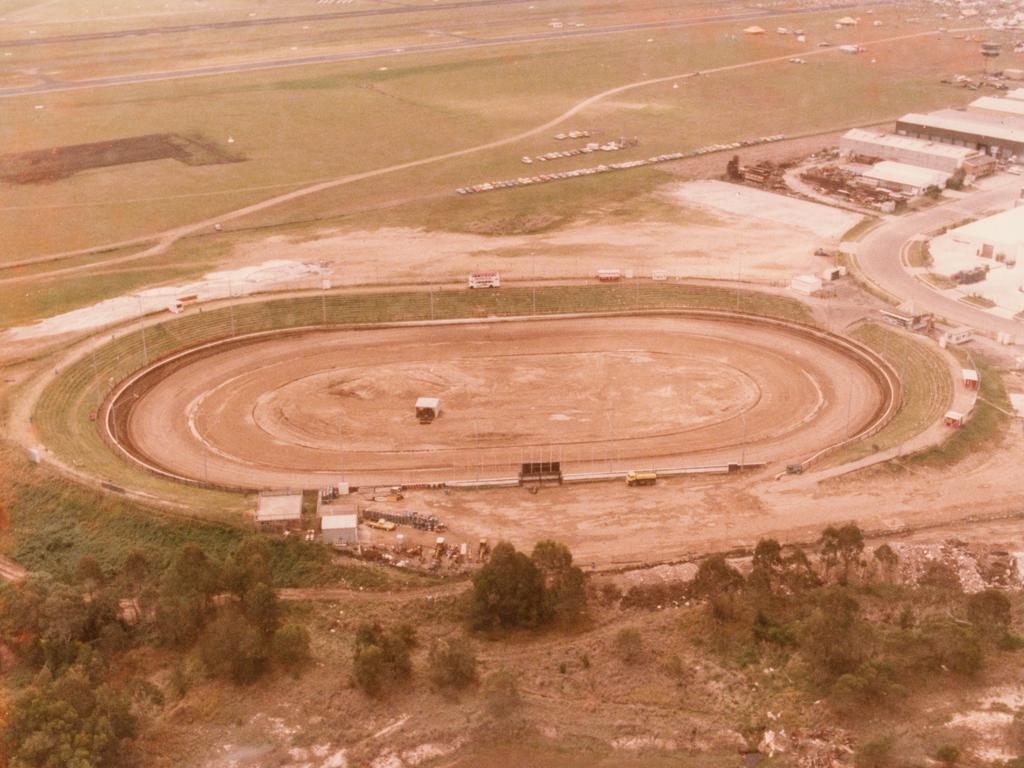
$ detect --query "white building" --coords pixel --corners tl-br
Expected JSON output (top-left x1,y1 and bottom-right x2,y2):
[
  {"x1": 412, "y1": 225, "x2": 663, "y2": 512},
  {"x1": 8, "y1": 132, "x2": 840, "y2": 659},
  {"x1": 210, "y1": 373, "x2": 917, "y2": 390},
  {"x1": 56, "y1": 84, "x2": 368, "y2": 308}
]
[
  {"x1": 943, "y1": 205, "x2": 1024, "y2": 261},
  {"x1": 1006, "y1": 88, "x2": 1024, "y2": 102},
  {"x1": 861, "y1": 161, "x2": 950, "y2": 195},
  {"x1": 896, "y1": 110, "x2": 1024, "y2": 161},
  {"x1": 968, "y1": 96, "x2": 1024, "y2": 120},
  {"x1": 321, "y1": 514, "x2": 358, "y2": 547},
  {"x1": 839, "y1": 128, "x2": 983, "y2": 173}
]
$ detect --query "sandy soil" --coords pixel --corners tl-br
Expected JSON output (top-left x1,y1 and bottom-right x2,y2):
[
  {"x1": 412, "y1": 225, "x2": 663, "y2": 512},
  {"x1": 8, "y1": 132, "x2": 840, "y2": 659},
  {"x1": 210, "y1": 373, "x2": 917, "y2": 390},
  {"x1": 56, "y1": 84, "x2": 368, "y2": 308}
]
[
  {"x1": 231, "y1": 189, "x2": 837, "y2": 286},
  {"x1": 116, "y1": 315, "x2": 889, "y2": 489}
]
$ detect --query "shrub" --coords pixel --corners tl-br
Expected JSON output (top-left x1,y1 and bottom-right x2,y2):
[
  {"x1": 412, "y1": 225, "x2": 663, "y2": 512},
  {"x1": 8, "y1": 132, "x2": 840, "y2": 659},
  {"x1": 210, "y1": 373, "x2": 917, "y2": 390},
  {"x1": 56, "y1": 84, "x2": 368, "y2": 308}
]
[
  {"x1": 428, "y1": 637, "x2": 477, "y2": 692},
  {"x1": 482, "y1": 669, "x2": 521, "y2": 720},
  {"x1": 856, "y1": 735, "x2": 895, "y2": 768},
  {"x1": 352, "y1": 622, "x2": 413, "y2": 697},
  {"x1": 613, "y1": 628, "x2": 643, "y2": 665},
  {"x1": 936, "y1": 745, "x2": 960, "y2": 766},
  {"x1": 199, "y1": 607, "x2": 269, "y2": 685},
  {"x1": 272, "y1": 623, "x2": 312, "y2": 671},
  {"x1": 966, "y1": 589, "x2": 1011, "y2": 631}
]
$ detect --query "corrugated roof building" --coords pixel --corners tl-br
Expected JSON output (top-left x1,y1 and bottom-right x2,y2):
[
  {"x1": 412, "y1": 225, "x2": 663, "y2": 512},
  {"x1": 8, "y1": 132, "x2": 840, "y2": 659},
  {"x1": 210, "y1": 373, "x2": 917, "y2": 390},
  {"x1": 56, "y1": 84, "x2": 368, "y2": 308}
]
[
  {"x1": 861, "y1": 161, "x2": 951, "y2": 194},
  {"x1": 968, "y1": 96, "x2": 1024, "y2": 119},
  {"x1": 840, "y1": 128, "x2": 982, "y2": 173},
  {"x1": 896, "y1": 110, "x2": 1024, "y2": 160}
]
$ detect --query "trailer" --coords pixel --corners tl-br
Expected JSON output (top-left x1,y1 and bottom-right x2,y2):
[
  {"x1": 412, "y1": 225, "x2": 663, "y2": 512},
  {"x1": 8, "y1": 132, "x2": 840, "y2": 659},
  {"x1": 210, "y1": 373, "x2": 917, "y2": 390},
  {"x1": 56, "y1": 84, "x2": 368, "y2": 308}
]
[
  {"x1": 597, "y1": 269, "x2": 623, "y2": 282},
  {"x1": 468, "y1": 271, "x2": 501, "y2": 289}
]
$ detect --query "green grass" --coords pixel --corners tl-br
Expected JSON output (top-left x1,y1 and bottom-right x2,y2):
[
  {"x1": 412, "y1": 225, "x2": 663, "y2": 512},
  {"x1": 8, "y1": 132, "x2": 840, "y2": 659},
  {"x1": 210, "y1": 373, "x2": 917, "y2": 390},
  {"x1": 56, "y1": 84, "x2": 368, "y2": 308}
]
[
  {"x1": 906, "y1": 240, "x2": 932, "y2": 269},
  {"x1": 923, "y1": 273, "x2": 956, "y2": 290},
  {"x1": 907, "y1": 356, "x2": 1010, "y2": 469},
  {"x1": 34, "y1": 282, "x2": 811, "y2": 508},
  {"x1": 0, "y1": 445, "x2": 437, "y2": 589},
  {"x1": 960, "y1": 294, "x2": 996, "y2": 309},
  {"x1": 823, "y1": 323, "x2": 953, "y2": 466},
  {"x1": 841, "y1": 217, "x2": 879, "y2": 243}
]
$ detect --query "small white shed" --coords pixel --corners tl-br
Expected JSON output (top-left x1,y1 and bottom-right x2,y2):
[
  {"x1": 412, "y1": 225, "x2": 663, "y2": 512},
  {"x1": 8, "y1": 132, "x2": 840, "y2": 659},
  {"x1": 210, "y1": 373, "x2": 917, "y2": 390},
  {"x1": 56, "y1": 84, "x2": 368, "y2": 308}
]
[
  {"x1": 790, "y1": 275, "x2": 824, "y2": 295},
  {"x1": 321, "y1": 514, "x2": 358, "y2": 547}
]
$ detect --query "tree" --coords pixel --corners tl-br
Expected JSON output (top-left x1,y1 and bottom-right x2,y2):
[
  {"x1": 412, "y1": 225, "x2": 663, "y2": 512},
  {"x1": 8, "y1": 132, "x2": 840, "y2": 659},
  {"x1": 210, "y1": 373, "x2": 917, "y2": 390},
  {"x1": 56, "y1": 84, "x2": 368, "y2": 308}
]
[
  {"x1": 154, "y1": 544, "x2": 220, "y2": 647},
  {"x1": 122, "y1": 550, "x2": 151, "y2": 589},
  {"x1": 469, "y1": 542, "x2": 549, "y2": 631},
  {"x1": 966, "y1": 589, "x2": 1011, "y2": 631},
  {"x1": 428, "y1": 636, "x2": 477, "y2": 692},
  {"x1": 752, "y1": 539, "x2": 783, "y2": 572},
  {"x1": 947, "y1": 168, "x2": 966, "y2": 191},
  {"x1": 531, "y1": 540, "x2": 588, "y2": 624},
  {"x1": 856, "y1": 735, "x2": 895, "y2": 768},
  {"x1": 873, "y1": 544, "x2": 899, "y2": 582},
  {"x1": 352, "y1": 622, "x2": 413, "y2": 697},
  {"x1": 820, "y1": 524, "x2": 864, "y2": 581},
  {"x1": 242, "y1": 582, "x2": 280, "y2": 637},
  {"x1": 691, "y1": 554, "x2": 744, "y2": 598},
  {"x1": 199, "y1": 607, "x2": 269, "y2": 684},
  {"x1": 799, "y1": 587, "x2": 866, "y2": 681},
  {"x1": 222, "y1": 537, "x2": 273, "y2": 597},
  {"x1": 3, "y1": 662, "x2": 136, "y2": 768},
  {"x1": 272, "y1": 624, "x2": 312, "y2": 671},
  {"x1": 936, "y1": 745, "x2": 960, "y2": 766}
]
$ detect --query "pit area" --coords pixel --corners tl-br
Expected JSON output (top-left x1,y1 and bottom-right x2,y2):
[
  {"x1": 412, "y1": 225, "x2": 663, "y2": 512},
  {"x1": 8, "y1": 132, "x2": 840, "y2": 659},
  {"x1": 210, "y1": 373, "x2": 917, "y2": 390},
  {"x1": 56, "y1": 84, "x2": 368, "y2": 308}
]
[{"x1": 103, "y1": 312, "x2": 899, "y2": 491}]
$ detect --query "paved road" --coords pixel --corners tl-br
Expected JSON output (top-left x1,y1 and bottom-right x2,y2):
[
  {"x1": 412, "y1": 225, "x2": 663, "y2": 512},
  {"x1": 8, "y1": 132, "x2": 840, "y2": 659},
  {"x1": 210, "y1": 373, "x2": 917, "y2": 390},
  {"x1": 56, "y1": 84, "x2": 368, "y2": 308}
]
[
  {"x1": 0, "y1": 0, "x2": 539, "y2": 47},
  {"x1": 855, "y1": 176, "x2": 1024, "y2": 338},
  {"x1": 0, "y1": 1, "x2": 879, "y2": 98}
]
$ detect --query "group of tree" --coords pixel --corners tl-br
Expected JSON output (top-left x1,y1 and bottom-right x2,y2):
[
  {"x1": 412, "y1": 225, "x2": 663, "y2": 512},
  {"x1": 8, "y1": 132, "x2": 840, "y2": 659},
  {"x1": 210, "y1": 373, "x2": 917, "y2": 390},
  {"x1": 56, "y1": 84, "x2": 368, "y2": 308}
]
[
  {"x1": 468, "y1": 540, "x2": 587, "y2": 632},
  {"x1": 622, "y1": 524, "x2": 1019, "y2": 716},
  {"x1": 0, "y1": 537, "x2": 312, "y2": 766}
]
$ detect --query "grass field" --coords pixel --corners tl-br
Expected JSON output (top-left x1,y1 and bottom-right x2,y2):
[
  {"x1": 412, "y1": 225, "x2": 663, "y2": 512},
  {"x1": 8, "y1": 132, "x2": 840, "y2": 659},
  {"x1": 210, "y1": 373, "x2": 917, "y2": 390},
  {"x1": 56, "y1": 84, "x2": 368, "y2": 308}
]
[
  {"x1": 0, "y1": 445, "x2": 436, "y2": 589},
  {"x1": 907, "y1": 354, "x2": 1010, "y2": 468},
  {"x1": 32, "y1": 282, "x2": 812, "y2": 509},
  {"x1": 824, "y1": 322, "x2": 953, "y2": 466}
]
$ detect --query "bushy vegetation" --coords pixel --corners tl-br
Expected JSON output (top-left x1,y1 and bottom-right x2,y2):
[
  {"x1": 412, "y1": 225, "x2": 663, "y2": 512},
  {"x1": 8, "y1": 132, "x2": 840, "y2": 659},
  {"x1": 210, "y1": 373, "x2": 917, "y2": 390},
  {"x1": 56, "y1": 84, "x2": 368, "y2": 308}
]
[
  {"x1": 468, "y1": 540, "x2": 587, "y2": 632},
  {"x1": 619, "y1": 527, "x2": 1018, "y2": 717},
  {"x1": 352, "y1": 621, "x2": 416, "y2": 697},
  {"x1": 0, "y1": 536, "x2": 315, "y2": 765}
]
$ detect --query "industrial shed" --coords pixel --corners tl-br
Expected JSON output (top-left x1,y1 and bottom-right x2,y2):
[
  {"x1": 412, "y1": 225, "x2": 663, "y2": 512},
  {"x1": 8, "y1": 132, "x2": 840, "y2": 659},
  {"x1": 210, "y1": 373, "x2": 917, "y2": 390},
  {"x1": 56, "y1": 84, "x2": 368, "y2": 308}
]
[
  {"x1": 861, "y1": 161, "x2": 950, "y2": 195},
  {"x1": 256, "y1": 492, "x2": 303, "y2": 532},
  {"x1": 840, "y1": 128, "x2": 983, "y2": 173},
  {"x1": 896, "y1": 110, "x2": 1024, "y2": 160},
  {"x1": 321, "y1": 514, "x2": 358, "y2": 547},
  {"x1": 944, "y1": 205, "x2": 1024, "y2": 261},
  {"x1": 1007, "y1": 88, "x2": 1024, "y2": 102},
  {"x1": 968, "y1": 96, "x2": 1024, "y2": 120}
]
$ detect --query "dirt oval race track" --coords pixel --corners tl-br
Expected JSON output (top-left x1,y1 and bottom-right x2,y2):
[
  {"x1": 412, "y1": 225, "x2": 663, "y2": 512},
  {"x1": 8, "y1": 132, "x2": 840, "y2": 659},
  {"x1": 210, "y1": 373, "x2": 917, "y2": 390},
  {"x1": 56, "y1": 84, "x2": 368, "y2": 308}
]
[{"x1": 104, "y1": 314, "x2": 898, "y2": 490}]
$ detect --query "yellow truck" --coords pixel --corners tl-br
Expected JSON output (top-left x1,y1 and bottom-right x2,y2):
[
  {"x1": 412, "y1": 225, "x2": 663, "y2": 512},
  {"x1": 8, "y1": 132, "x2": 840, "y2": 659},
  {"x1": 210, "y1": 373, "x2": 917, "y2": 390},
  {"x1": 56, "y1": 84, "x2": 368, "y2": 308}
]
[
  {"x1": 626, "y1": 471, "x2": 657, "y2": 487},
  {"x1": 365, "y1": 518, "x2": 397, "y2": 532}
]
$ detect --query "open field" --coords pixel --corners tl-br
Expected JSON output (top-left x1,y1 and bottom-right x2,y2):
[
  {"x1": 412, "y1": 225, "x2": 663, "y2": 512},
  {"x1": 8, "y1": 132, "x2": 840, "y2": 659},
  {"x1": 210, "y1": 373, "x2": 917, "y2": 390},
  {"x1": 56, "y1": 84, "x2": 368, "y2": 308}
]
[{"x1": 0, "y1": 1, "x2": 1004, "y2": 270}]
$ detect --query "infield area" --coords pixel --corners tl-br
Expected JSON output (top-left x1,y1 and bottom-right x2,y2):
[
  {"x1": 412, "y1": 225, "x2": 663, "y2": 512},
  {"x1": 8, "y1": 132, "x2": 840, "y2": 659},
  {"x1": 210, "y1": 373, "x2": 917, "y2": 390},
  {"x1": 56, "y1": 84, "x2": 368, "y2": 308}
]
[{"x1": 104, "y1": 312, "x2": 898, "y2": 490}]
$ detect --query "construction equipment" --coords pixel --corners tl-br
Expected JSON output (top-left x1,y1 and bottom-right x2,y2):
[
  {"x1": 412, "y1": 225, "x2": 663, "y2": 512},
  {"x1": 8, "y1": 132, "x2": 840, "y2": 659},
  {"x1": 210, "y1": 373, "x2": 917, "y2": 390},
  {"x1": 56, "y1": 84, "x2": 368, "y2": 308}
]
[{"x1": 626, "y1": 470, "x2": 657, "y2": 486}]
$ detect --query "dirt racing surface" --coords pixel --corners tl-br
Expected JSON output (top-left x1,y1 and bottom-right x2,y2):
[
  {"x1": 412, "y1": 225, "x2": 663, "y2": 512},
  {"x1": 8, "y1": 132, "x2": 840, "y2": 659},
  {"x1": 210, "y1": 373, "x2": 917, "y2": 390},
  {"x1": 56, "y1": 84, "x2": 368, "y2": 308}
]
[{"x1": 111, "y1": 314, "x2": 892, "y2": 490}]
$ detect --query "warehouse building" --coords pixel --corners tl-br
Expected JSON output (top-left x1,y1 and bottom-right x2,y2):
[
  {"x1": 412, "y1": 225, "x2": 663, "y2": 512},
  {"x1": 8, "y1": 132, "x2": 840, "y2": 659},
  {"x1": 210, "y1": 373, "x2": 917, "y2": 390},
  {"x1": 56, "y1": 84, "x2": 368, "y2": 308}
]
[
  {"x1": 943, "y1": 204, "x2": 1024, "y2": 261},
  {"x1": 839, "y1": 128, "x2": 988, "y2": 173},
  {"x1": 1007, "y1": 88, "x2": 1024, "y2": 102},
  {"x1": 896, "y1": 110, "x2": 1024, "y2": 160},
  {"x1": 968, "y1": 95, "x2": 1024, "y2": 120},
  {"x1": 860, "y1": 161, "x2": 951, "y2": 195}
]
